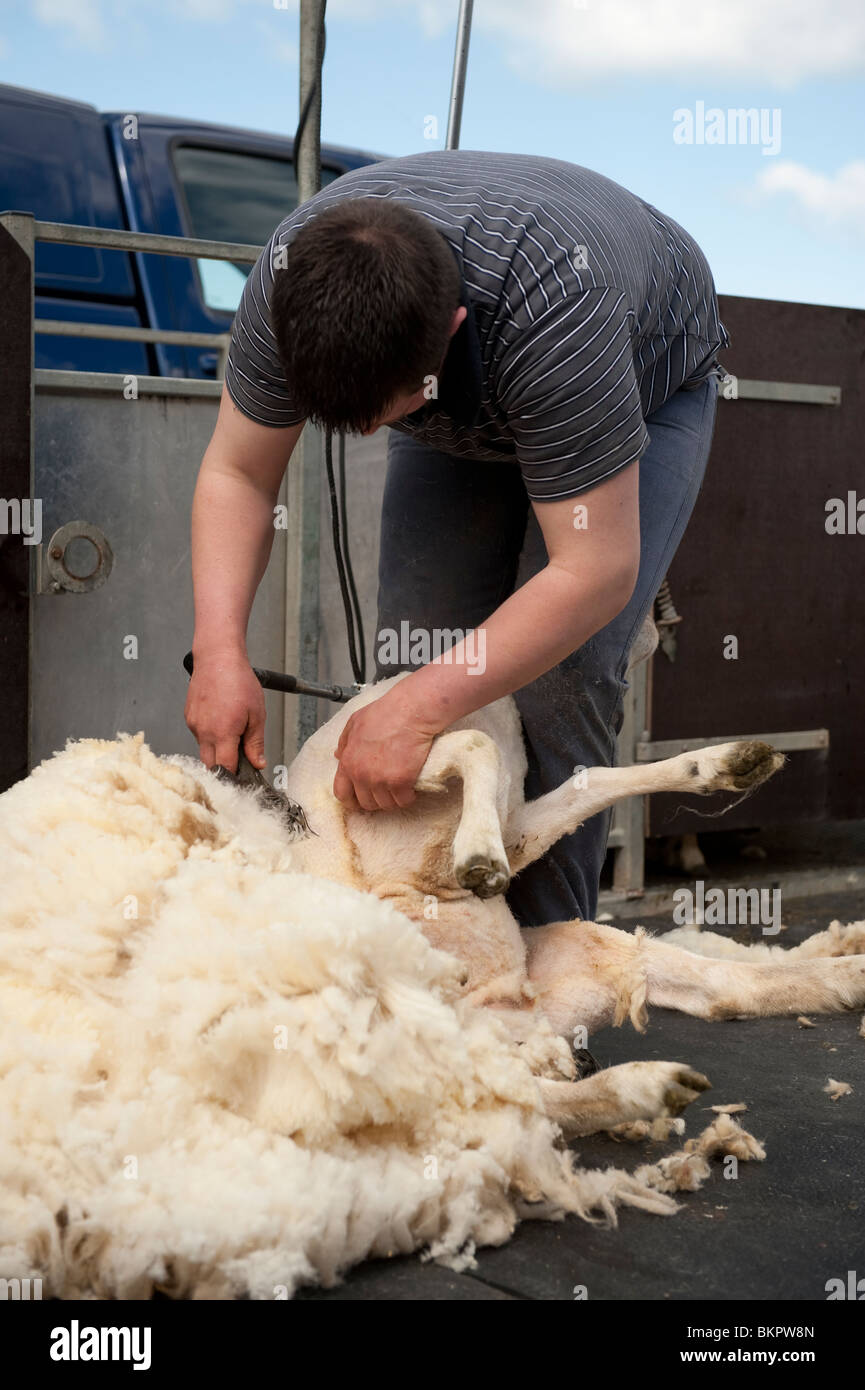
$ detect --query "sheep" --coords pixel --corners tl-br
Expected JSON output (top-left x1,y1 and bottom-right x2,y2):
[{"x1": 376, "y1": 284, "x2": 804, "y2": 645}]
[
  {"x1": 282, "y1": 673, "x2": 865, "y2": 1134},
  {"x1": 2, "y1": 665, "x2": 863, "y2": 1297}
]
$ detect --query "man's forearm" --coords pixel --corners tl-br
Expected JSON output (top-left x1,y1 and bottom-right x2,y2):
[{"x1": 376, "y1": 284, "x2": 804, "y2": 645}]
[
  {"x1": 191, "y1": 462, "x2": 278, "y2": 658},
  {"x1": 385, "y1": 559, "x2": 636, "y2": 733}
]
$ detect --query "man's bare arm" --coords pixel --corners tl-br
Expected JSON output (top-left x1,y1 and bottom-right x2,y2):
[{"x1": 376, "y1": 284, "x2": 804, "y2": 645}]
[
  {"x1": 186, "y1": 384, "x2": 304, "y2": 771},
  {"x1": 332, "y1": 460, "x2": 643, "y2": 809},
  {"x1": 371, "y1": 460, "x2": 641, "y2": 731}
]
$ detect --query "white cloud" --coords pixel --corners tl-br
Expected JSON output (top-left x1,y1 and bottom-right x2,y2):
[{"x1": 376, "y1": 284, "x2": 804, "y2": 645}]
[
  {"x1": 332, "y1": 0, "x2": 865, "y2": 86},
  {"x1": 476, "y1": 0, "x2": 865, "y2": 86},
  {"x1": 273, "y1": 37, "x2": 298, "y2": 64},
  {"x1": 416, "y1": 1, "x2": 452, "y2": 40},
  {"x1": 31, "y1": 0, "x2": 276, "y2": 50},
  {"x1": 254, "y1": 17, "x2": 298, "y2": 65},
  {"x1": 175, "y1": 0, "x2": 239, "y2": 18},
  {"x1": 33, "y1": 0, "x2": 107, "y2": 49},
  {"x1": 26, "y1": 0, "x2": 865, "y2": 82},
  {"x1": 754, "y1": 160, "x2": 865, "y2": 235}
]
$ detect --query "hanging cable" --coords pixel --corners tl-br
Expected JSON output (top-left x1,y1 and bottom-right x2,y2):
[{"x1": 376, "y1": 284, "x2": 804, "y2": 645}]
[
  {"x1": 325, "y1": 427, "x2": 366, "y2": 684},
  {"x1": 336, "y1": 429, "x2": 365, "y2": 678}
]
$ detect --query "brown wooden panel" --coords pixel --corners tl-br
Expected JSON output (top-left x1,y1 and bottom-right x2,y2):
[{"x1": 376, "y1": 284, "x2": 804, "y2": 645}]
[{"x1": 648, "y1": 295, "x2": 865, "y2": 837}]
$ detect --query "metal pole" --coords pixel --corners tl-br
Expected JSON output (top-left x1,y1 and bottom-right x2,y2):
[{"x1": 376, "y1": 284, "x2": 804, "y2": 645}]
[
  {"x1": 610, "y1": 662, "x2": 649, "y2": 899},
  {"x1": 284, "y1": 0, "x2": 327, "y2": 760},
  {"x1": 297, "y1": 0, "x2": 324, "y2": 201},
  {"x1": 445, "y1": 0, "x2": 474, "y2": 150}
]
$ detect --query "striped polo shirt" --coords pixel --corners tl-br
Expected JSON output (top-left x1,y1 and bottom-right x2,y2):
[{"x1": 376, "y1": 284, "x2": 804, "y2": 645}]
[{"x1": 225, "y1": 150, "x2": 728, "y2": 501}]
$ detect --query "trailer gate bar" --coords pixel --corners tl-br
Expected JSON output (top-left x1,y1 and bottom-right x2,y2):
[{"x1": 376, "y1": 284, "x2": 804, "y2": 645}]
[{"x1": 636, "y1": 728, "x2": 829, "y2": 762}]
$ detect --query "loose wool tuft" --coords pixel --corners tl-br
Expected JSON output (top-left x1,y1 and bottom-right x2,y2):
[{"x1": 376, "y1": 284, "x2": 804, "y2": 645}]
[{"x1": 1, "y1": 734, "x2": 688, "y2": 1300}]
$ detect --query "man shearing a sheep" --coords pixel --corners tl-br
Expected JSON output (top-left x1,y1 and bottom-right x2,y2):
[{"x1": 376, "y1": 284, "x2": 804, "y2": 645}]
[{"x1": 185, "y1": 150, "x2": 726, "y2": 927}]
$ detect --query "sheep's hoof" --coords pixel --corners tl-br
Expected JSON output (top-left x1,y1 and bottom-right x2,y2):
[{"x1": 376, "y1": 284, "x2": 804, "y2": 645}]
[
  {"x1": 696, "y1": 741, "x2": 785, "y2": 794},
  {"x1": 572, "y1": 1047, "x2": 600, "y2": 1079},
  {"x1": 663, "y1": 1067, "x2": 712, "y2": 1114},
  {"x1": 456, "y1": 854, "x2": 510, "y2": 898},
  {"x1": 723, "y1": 741, "x2": 785, "y2": 789}
]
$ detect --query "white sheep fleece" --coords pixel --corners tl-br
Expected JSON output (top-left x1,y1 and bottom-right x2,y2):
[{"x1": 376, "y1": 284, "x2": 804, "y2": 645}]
[{"x1": 0, "y1": 733, "x2": 678, "y2": 1300}]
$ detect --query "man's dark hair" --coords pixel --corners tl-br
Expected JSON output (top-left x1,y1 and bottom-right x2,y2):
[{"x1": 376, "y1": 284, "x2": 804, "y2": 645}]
[{"x1": 270, "y1": 197, "x2": 461, "y2": 434}]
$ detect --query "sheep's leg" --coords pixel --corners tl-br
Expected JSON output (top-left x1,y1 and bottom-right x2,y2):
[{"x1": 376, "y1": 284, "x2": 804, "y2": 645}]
[
  {"x1": 665, "y1": 919, "x2": 865, "y2": 962},
  {"x1": 667, "y1": 832, "x2": 707, "y2": 875},
  {"x1": 523, "y1": 919, "x2": 865, "y2": 1041},
  {"x1": 506, "y1": 740, "x2": 784, "y2": 876},
  {"x1": 415, "y1": 730, "x2": 511, "y2": 898},
  {"x1": 537, "y1": 1061, "x2": 711, "y2": 1139}
]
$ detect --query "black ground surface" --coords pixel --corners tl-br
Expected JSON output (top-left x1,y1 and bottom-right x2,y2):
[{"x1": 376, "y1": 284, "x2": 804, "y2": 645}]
[{"x1": 298, "y1": 888, "x2": 865, "y2": 1301}]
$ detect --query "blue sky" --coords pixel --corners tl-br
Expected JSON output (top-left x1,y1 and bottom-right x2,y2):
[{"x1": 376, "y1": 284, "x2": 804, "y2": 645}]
[{"x1": 2, "y1": 0, "x2": 863, "y2": 307}]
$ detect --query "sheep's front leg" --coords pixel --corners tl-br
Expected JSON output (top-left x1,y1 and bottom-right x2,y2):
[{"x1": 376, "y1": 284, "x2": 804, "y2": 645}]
[
  {"x1": 415, "y1": 730, "x2": 511, "y2": 898},
  {"x1": 538, "y1": 1061, "x2": 711, "y2": 1139},
  {"x1": 507, "y1": 740, "x2": 784, "y2": 875}
]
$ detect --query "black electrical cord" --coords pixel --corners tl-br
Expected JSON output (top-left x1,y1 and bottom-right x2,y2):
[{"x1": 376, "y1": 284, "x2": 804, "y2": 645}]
[
  {"x1": 325, "y1": 427, "x2": 366, "y2": 684},
  {"x1": 337, "y1": 430, "x2": 365, "y2": 678},
  {"x1": 293, "y1": 6, "x2": 326, "y2": 164}
]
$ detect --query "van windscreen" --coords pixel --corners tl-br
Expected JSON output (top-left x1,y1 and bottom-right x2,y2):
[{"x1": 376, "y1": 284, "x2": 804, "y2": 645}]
[{"x1": 173, "y1": 145, "x2": 339, "y2": 312}]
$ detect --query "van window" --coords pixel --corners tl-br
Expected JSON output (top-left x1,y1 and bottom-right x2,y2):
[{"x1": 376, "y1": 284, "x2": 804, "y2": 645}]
[
  {"x1": 173, "y1": 145, "x2": 339, "y2": 313},
  {"x1": 0, "y1": 97, "x2": 136, "y2": 297}
]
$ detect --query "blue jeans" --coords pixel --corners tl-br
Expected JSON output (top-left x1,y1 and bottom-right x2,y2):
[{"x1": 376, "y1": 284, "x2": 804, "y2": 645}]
[{"x1": 374, "y1": 376, "x2": 719, "y2": 926}]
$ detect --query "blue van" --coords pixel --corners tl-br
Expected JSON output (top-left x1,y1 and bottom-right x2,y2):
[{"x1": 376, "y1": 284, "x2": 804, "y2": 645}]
[{"x1": 0, "y1": 82, "x2": 382, "y2": 378}]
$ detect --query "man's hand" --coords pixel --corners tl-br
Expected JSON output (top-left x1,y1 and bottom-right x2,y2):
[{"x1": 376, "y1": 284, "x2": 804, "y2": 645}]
[
  {"x1": 185, "y1": 649, "x2": 267, "y2": 773},
  {"x1": 333, "y1": 688, "x2": 438, "y2": 812}
]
